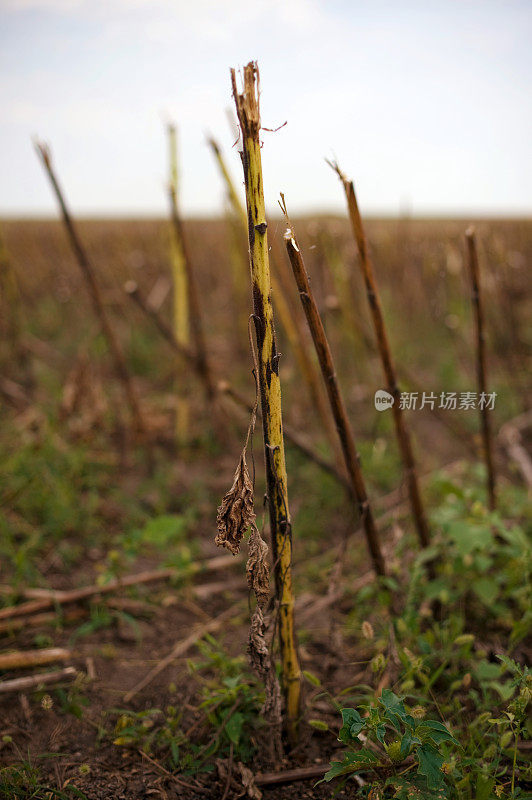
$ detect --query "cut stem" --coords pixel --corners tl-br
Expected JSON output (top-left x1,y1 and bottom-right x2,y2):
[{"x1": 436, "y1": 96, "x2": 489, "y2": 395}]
[
  {"x1": 465, "y1": 227, "x2": 496, "y2": 509},
  {"x1": 207, "y1": 135, "x2": 253, "y2": 343},
  {"x1": 167, "y1": 123, "x2": 191, "y2": 443},
  {"x1": 34, "y1": 141, "x2": 144, "y2": 434},
  {"x1": 282, "y1": 211, "x2": 386, "y2": 577},
  {"x1": 167, "y1": 153, "x2": 215, "y2": 405},
  {"x1": 330, "y1": 162, "x2": 430, "y2": 550},
  {"x1": 208, "y1": 135, "x2": 343, "y2": 471},
  {"x1": 231, "y1": 62, "x2": 301, "y2": 745}
]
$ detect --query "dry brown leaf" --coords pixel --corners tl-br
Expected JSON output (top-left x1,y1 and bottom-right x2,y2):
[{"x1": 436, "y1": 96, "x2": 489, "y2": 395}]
[
  {"x1": 237, "y1": 762, "x2": 262, "y2": 800},
  {"x1": 246, "y1": 524, "x2": 269, "y2": 606},
  {"x1": 215, "y1": 451, "x2": 255, "y2": 555},
  {"x1": 248, "y1": 606, "x2": 281, "y2": 727}
]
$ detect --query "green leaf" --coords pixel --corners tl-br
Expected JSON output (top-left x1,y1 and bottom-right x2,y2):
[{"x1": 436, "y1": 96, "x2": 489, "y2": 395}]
[
  {"x1": 417, "y1": 744, "x2": 445, "y2": 790},
  {"x1": 472, "y1": 577, "x2": 499, "y2": 606},
  {"x1": 488, "y1": 681, "x2": 515, "y2": 701},
  {"x1": 138, "y1": 514, "x2": 189, "y2": 548},
  {"x1": 322, "y1": 757, "x2": 355, "y2": 782},
  {"x1": 322, "y1": 749, "x2": 380, "y2": 782},
  {"x1": 379, "y1": 689, "x2": 408, "y2": 731},
  {"x1": 475, "y1": 774, "x2": 495, "y2": 800},
  {"x1": 474, "y1": 660, "x2": 502, "y2": 681},
  {"x1": 338, "y1": 708, "x2": 364, "y2": 742},
  {"x1": 418, "y1": 720, "x2": 459, "y2": 747},
  {"x1": 309, "y1": 719, "x2": 329, "y2": 731},
  {"x1": 379, "y1": 689, "x2": 404, "y2": 713},
  {"x1": 446, "y1": 520, "x2": 492, "y2": 555},
  {"x1": 302, "y1": 670, "x2": 321, "y2": 687},
  {"x1": 496, "y1": 654, "x2": 523, "y2": 678},
  {"x1": 225, "y1": 712, "x2": 244, "y2": 745},
  {"x1": 375, "y1": 723, "x2": 386, "y2": 744},
  {"x1": 170, "y1": 739, "x2": 180, "y2": 767},
  {"x1": 400, "y1": 732, "x2": 420, "y2": 758}
]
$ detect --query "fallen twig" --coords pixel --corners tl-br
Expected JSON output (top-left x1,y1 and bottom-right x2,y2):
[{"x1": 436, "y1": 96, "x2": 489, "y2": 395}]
[
  {"x1": 254, "y1": 763, "x2": 329, "y2": 785},
  {"x1": 255, "y1": 755, "x2": 412, "y2": 786},
  {"x1": 0, "y1": 556, "x2": 242, "y2": 622},
  {"x1": 0, "y1": 647, "x2": 71, "y2": 671},
  {"x1": 0, "y1": 608, "x2": 85, "y2": 636},
  {"x1": 0, "y1": 666, "x2": 77, "y2": 694}
]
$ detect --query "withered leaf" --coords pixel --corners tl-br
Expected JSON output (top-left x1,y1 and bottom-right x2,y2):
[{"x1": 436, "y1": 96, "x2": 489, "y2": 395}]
[
  {"x1": 248, "y1": 606, "x2": 281, "y2": 725},
  {"x1": 215, "y1": 451, "x2": 256, "y2": 555},
  {"x1": 246, "y1": 524, "x2": 269, "y2": 606},
  {"x1": 237, "y1": 762, "x2": 263, "y2": 800}
]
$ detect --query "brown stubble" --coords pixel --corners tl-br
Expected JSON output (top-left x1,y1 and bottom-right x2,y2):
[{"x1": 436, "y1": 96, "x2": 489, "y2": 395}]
[
  {"x1": 34, "y1": 141, "x2": 145, "y2": 436},
  {"x1": 283, "y1": 219, "x2": 386, "y2": 577},
  {"x1": 167, "y1": 182, "x2": 216, "y2": 404},
  {"x1": 465, "y1": 227, "x2": 497, "y2": 510},
  {"x1": 330, "y1": 161, "x2": 430, "y2": 551}
]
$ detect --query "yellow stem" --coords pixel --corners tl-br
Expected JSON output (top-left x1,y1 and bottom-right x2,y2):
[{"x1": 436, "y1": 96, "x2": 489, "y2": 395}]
[
  {"x1": 168, "y1": 124, "x2": 190, "y2": 443},
  {"x1": 231, "y1": 62, "x2": 301, "y2": 745}
]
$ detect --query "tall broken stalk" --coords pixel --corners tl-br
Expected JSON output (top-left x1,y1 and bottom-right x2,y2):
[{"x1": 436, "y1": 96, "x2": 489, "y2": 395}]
[
  {"x1": 281, "y1": 202, "x2": 386, "y2": 577},
  {"x1": 167, "y1": 142, "x2": 215, "y2": 405},
  {"x1": 207, "y1": 135, "x2": 249, "y2": 341},
  {"x1": 231, "y1": 62, "x2": 301, "y2": 744},
  {"x1": 0, "y1": 226, "x2": 23, "y2": 358},
  {"x1": 465, "y1": 227, "x2": 496, "y2": 509},
  {"x1": 34, "y1": 141, "x2": 144, "y2": 434},
  {"x1": 167, "y1": 123, "x2": 190, "y2": 443},
  {"x1": 207, "y1": 135, "x2": 343, "y2": 471},
  {"x1": 330, "y1": 162, "x2": 430, "y2": 550}
]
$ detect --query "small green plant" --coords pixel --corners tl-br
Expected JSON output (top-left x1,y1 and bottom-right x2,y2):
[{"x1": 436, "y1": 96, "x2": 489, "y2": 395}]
[
  {"x1": 483, "y1": 656, "x2": 531, "y2": 798},
  {"x1": 53, "y1": 682, "x2": 91, "y2": 720},
  {"x1": 110, "y1": 637, "x2": 264, "y2": 773},
  {"x1": 189, "y1": 636, "x2": 265, "y2": 768},
  {"x1": 0, "y1": 756, "x2": 88, "y2": 799},
  {"x1": 321, "y1": 689, "x2": 459, "y2": 798},
  {"x1": 69, "y1": 603, "x2": 140, "y2": 645},
  {"x1": 112, "y1": 706, "x2": 188, "y2": 768},
  {"x1": 405, "y1": 477, "x2": 531, "y2": 645}
]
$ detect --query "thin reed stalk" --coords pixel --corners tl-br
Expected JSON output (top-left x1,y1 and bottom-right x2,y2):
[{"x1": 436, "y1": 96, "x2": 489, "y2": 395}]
[
  {"x1": 207, "y1": 135, "x2": 249, "y2": 340},
  {"x1": 330, "y1": 162, "x2": 430, "y2": 550},
  {"x1": 34, "y1": 142, "x2": 144, "y2": 434},
  {"x1": 282, "y1": 207, "x2": 386, "y2": 577},
  {"x1": 0, "y1": 227, "x2": 23, "y2": 355},
  {"x1": 465, "y1": 227, "x2": 496, "y2": 509},
  {"x1": 231, "y1": 62, "x2": 301, "y2": 744},
  {"x1": 167, "y1": 149, "x2": 215, "y2": 405},
  {"x1": 167, "y1": 124, "x2": 190, "y2": 442},
  {"x1": 270, "y1": 241, "x2": 346, "y2": 471}
]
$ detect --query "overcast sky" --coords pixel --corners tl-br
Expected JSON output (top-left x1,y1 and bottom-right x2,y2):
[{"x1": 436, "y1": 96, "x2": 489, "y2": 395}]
[{"x1": 1, "y1": 0, "x2": 531, "y2": 217}]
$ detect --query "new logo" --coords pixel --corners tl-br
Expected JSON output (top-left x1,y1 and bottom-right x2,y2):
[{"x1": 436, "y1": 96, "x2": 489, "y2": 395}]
[{"x1": 374, "y1": 389, "x2": 395, "y2": 411}]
